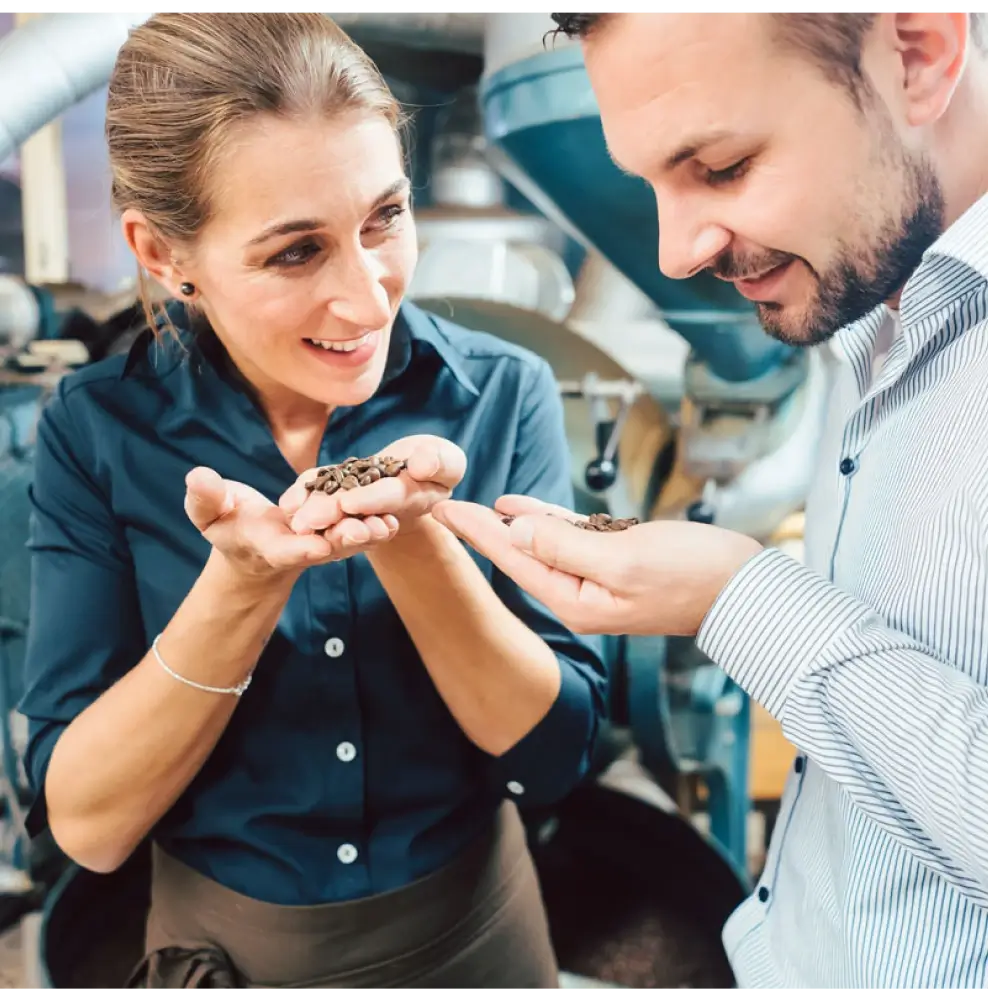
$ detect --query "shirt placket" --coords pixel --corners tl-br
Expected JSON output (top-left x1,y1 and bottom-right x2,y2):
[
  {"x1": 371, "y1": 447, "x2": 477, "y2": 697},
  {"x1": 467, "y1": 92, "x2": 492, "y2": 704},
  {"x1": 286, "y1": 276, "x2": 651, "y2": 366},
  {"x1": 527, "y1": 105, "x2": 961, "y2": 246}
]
[
  {"x1": 309, "y1": 407, "x2": 370, "y2": 898},
  {"x1": 747, "y1": 328, "x2": 883, "y2": 914}
]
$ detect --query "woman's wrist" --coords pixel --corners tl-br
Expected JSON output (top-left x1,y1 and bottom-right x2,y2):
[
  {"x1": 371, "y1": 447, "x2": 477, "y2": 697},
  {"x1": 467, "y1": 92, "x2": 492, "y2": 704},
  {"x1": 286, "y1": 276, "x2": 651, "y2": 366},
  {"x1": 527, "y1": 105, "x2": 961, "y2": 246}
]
[
  {"x1": 367, "y1": 513, "x2": 449, "y2": 560},
  {"x1": 202, "y1": 548, "x2": 301, "y2": 603}
]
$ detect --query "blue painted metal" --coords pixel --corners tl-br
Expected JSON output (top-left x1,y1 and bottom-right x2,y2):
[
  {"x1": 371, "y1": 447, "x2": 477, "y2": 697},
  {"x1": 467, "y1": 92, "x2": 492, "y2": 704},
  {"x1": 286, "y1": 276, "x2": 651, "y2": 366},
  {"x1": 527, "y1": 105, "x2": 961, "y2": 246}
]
[
  {"x1": 0, "y1": 384, "x2": 42, "y2": 876},
  {"x1": 622, "y1": 634, "x2": 751, "y2": 884},
  {"x1": 480, "y1": 44, "x2": 794, "y2": 384}
]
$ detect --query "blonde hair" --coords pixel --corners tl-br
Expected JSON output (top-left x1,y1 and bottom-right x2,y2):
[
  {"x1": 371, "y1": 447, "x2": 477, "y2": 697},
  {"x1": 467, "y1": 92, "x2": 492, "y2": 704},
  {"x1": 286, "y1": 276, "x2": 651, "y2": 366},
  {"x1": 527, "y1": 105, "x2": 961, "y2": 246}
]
[{"x1": 105, "y1": 13, "x2": 406, "y2": 336}]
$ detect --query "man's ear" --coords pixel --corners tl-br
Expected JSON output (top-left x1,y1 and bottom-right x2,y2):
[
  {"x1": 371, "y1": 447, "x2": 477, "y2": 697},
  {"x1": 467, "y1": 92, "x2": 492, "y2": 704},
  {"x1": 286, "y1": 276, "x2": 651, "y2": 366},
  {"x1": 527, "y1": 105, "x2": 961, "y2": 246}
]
[
  {"x1": 885, "y1": 13, "x2": 969, "y2": 127},
  {"x1": 120, "y1": 209, "x2": 190, "y2": 300}
]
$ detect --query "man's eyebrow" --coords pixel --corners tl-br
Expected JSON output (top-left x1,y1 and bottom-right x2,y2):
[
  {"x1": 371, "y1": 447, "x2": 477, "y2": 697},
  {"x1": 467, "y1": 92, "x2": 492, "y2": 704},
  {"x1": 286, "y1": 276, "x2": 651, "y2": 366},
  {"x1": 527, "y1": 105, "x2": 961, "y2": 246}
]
[
  {"x1": 663, "y1": 129, "x2": 735, "y2": 171},
  {"x1": 605, "y1": 130, "x2": 735, "y2": 179},
  {"x1": 245, "y1": 178, "x2": 412, "y2": 248}
]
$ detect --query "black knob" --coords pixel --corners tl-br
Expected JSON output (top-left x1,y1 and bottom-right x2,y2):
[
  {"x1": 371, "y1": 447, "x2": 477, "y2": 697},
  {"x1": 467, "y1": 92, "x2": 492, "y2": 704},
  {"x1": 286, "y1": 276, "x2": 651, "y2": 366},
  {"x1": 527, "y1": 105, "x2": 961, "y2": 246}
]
[
  {"x1": 686, "y1": 501, "x2": 716, "y2": 525},
  {"x1": 585, "y1": 458, "x2": 618, "y2": 491}
]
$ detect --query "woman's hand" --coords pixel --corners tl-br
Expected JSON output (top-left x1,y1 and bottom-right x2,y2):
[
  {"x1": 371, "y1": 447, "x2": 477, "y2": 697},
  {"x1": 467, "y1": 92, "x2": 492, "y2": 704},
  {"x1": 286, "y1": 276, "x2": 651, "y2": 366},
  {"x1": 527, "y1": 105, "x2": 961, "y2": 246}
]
[
  {"x1": 280, "y1": 435, "x2": 467, "y2": 539},
  {"x1": 184, "y1": 466, "x2": 399, "y2": 581}
]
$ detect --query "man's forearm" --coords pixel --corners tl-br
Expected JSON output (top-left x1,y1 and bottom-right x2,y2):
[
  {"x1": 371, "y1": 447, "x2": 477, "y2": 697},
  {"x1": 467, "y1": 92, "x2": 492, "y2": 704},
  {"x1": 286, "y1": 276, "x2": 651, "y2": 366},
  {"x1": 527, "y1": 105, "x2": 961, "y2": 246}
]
[
  {"x1": 367, "y1": 516, "x2": 561, "y2": 755},
  {"x1": 699, "y1": 547, "x2": 988, "y2": 903}
]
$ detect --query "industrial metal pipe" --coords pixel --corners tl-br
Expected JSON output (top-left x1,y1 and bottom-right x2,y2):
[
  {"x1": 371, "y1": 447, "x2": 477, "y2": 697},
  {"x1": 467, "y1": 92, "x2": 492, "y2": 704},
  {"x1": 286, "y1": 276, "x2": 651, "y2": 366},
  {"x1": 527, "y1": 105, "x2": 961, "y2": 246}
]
[
  {"x1": 705, "y1": 347, "x2": 831, "y2": 539},
  {"x1": 0, "y1": 12, "x2": 487, "y2": 165},
  {"x1": 0, "y1": 13, "x2": 150, "y2": 164},
  {"x1": 331, "y1": 13, "x2": 485, "y2": 54}
]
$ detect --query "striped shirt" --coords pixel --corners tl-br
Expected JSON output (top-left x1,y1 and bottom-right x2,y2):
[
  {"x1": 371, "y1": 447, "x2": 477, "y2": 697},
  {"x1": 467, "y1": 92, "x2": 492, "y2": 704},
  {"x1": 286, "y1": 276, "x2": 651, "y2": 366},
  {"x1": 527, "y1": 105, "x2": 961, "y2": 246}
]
[{"x1": 696, "y1": 191, "x2": 988, "y2": 987}]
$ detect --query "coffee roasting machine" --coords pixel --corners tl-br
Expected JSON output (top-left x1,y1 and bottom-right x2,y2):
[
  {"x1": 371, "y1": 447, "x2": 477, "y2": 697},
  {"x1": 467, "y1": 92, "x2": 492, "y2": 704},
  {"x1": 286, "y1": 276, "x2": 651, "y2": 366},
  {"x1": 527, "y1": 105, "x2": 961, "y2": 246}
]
[{"x1": 0, "y1": 13, "x2": 829, "y2": 988}]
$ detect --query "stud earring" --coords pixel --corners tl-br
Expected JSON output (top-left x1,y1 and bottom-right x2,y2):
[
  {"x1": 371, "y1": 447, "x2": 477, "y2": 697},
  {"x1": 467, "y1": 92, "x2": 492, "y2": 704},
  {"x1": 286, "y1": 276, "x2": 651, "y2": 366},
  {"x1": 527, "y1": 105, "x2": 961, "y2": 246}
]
[{"x1": 180, "y1": 282, "x2": 195, "y2": 297}]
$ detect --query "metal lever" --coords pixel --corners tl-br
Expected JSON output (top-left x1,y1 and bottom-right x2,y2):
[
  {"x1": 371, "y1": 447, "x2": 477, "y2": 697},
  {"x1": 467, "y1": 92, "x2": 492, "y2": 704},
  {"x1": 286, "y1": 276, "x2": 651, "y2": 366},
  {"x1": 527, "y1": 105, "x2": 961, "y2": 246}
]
[
  {"x1": 557, "y1": 374, "x2": 642, "y2": 493},
  {"x1": 686, "y1": 480, "x2": 719, "y2": 525}
]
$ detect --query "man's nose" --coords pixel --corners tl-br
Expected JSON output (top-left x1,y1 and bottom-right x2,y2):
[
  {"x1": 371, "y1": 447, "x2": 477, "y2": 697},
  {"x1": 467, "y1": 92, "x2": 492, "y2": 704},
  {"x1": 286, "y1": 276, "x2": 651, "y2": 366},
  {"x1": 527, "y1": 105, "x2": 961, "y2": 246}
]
[
  {"x1": 655, "y1": 197, "x2": 731, "y2": 281},
  {"x1": 324, "y1": 247, "x2": 392, "y2": 330}
]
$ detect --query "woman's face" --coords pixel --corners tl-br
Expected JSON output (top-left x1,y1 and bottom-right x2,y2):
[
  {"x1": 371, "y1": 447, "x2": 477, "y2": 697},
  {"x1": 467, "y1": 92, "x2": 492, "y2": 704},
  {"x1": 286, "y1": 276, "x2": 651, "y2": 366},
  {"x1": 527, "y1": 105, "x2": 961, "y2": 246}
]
[{"x1": 162, "y1": 111, "x2": 417, "y2": 412}]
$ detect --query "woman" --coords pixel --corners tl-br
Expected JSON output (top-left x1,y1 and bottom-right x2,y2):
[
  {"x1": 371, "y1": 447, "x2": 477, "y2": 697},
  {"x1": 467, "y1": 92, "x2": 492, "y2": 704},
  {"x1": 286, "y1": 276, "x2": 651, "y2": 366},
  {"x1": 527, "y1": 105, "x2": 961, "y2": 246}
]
[{"x1": 18, "y1": 13, "x2": 606, "y2": 988}]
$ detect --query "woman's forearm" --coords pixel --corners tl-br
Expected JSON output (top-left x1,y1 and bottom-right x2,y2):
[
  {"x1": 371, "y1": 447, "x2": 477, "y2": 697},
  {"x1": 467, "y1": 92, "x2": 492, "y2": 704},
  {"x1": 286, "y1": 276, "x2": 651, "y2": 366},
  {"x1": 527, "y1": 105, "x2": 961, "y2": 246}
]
[
  {"x1": 367, "y1": 516, "x2": 561, "y2": 755},
  {"x1": 44, "y1": 550, "x2": 296, "y2": 873}
]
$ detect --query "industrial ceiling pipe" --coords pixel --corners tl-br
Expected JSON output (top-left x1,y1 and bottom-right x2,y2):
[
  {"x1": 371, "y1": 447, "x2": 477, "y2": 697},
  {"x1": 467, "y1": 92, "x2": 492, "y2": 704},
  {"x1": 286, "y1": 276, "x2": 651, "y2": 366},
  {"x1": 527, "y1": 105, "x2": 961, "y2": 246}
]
[
  {"x1": 0, "y1": 13, "x2": 150, "y2": 164},
  {"x1": 0, "y1": 12, "x2": 489, "y2": 164}
]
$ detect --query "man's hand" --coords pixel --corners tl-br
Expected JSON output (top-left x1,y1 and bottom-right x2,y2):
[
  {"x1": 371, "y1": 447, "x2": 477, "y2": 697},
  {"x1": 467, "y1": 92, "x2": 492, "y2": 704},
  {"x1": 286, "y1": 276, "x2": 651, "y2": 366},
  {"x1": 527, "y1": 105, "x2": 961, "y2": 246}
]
[{"x1": 432, "y1": 495, "x2": 763, "y2": 636}]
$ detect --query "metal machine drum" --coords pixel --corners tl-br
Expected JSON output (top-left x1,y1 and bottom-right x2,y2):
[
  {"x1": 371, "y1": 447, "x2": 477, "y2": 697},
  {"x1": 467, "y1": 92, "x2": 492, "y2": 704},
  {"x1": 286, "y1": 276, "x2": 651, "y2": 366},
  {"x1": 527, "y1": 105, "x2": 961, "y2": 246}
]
[
  {"x1": 413, "y1": 296, "x2": 674, "y2": 521},
  {"x1": 33, "y1": 781, "x2": 745, "y2": 989}
]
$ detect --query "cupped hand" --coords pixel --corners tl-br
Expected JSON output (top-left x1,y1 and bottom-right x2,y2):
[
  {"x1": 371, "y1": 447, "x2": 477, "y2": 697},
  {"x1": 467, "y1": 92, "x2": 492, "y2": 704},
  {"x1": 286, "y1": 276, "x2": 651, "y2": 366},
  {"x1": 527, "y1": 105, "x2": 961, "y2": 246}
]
[
  {"x1": 280, "y1": 435, "x2": 467, "y2": 538},
  {"x1": 184, "y1": 466, "x2": 398, "y2": 580},
  {"x1": 431, "y1": 494, "x2": 762, "y2": 636}
]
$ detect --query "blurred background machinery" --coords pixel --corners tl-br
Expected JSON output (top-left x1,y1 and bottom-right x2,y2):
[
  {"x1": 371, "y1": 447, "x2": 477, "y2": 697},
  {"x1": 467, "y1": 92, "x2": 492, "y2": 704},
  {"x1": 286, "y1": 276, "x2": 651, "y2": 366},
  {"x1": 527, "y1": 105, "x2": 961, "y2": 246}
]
[{"x1": 0, "y1": 12, "x2": 825, "y2": 988}]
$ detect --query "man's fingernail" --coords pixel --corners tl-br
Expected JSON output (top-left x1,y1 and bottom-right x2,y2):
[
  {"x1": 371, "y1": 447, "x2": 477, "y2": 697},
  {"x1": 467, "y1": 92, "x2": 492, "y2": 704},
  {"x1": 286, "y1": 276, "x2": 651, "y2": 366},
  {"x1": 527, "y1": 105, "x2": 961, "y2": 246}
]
[{"x1": 509, "y1": 517, "x2": 535, "y2": 551}]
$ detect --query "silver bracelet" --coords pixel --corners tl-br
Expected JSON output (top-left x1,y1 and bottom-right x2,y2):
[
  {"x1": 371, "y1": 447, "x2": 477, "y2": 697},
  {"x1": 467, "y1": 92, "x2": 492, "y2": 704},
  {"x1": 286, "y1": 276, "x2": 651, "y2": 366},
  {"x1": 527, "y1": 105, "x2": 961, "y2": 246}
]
[{"x1": 151, "y1": 634, "x2": 253, "y2": 697}]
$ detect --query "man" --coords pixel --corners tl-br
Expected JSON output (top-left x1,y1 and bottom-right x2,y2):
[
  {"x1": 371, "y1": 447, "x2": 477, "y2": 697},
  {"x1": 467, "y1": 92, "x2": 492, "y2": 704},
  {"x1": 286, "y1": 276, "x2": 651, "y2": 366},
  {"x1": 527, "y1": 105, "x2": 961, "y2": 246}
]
[{"x1": 432, "y1": 13, "x2": 988, "y2": 988}]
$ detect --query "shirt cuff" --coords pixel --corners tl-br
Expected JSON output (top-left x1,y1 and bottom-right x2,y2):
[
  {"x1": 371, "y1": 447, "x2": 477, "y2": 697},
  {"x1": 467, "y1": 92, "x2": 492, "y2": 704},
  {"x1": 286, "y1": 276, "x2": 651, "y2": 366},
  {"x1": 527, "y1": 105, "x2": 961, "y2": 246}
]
[
  {"x1": 487, "y1": 657, "x2": 599, "y2": 808},
  {"x1": 695, "y1": 547, "x2": 869, "y2": 720}
]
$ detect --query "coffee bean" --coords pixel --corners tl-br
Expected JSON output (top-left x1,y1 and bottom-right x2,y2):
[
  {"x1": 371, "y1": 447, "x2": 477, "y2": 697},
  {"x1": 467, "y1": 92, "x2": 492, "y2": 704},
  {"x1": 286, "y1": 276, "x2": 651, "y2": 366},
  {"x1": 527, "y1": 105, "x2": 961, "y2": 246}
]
[
  {"x1": 574, "y1": 513, "x2": 641, "y2": 532},
  {"x1": 305, "y1": 453, "x2": 409, "y2": 493},
  {"x1": 498, "y1": 512, "x2": 639, "y2": 532}
]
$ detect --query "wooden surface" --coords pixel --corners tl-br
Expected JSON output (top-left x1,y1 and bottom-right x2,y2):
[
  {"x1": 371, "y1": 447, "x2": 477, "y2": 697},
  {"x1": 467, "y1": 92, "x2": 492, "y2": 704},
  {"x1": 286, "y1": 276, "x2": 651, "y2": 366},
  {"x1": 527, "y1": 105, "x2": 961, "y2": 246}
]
[{"x1": 750, "y1": 703, "x2": 795, "y2": 802}]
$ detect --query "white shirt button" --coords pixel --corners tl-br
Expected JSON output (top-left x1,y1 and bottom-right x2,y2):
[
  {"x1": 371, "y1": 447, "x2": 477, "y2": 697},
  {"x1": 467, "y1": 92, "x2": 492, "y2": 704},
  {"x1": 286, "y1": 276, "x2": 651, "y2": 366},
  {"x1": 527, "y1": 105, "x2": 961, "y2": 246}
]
[
  {"x1": 506, "y1": 780, "x2": 525, "y2": 796},
  {"x1": 324, "y1": 637, "x2": 344, "y2": 658},
  {"x1": 336, "y1": 742, "x2": 356, "y2": 763},
  {"x1": 337, "y1": 843, "x2": 358, "y2": 865}
]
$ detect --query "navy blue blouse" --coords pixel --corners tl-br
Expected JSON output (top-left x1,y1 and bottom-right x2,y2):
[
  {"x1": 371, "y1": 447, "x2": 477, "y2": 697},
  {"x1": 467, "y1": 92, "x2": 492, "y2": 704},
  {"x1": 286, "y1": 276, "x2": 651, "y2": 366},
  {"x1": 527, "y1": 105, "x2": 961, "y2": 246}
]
[{"x1": 18, "y1": 301, "x2": 606, "y2": 905}]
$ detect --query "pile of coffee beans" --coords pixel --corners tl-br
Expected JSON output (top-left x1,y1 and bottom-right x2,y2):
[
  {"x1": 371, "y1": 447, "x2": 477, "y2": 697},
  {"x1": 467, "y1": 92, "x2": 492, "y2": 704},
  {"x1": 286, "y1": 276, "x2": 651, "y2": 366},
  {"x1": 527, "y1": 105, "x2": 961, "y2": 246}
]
[
  {"x1": 501, "y1": 512, "x2": 639, "y2": 532},
  {"x1": 576, "y1": 513, "x2": 641, "y2": 532},
  {"x1": 305, "y1": 455, "x2": 407, "y2": 495}
]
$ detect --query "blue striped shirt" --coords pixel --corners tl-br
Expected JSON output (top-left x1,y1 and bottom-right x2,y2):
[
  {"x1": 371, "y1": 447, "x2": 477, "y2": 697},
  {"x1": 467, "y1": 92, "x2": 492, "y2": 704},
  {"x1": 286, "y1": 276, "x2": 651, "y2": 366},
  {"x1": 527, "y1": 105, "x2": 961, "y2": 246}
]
[{"x1": 696, "y1": 191, "x2": 988, "y2": 986}]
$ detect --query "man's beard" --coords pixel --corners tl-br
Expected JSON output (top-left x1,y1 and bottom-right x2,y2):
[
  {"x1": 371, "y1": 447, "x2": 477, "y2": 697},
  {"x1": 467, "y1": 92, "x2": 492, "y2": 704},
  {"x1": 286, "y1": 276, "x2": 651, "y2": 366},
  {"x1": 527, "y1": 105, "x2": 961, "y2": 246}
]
[{"x1": 715, "y1": 149, "x2": 946, "y2": 347}]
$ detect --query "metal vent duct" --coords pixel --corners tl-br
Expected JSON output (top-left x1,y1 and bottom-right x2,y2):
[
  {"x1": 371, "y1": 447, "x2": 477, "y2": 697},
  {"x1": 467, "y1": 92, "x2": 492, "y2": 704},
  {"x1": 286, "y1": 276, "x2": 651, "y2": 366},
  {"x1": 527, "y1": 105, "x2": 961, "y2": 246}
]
[{"x1": 331, "y1": 13, "x2": 485, "y2": 54}]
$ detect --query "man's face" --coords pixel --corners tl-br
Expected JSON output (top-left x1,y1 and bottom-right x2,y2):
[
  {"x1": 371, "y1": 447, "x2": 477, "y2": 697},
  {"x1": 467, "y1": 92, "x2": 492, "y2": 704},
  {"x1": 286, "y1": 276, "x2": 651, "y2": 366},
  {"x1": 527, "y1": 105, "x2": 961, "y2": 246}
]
[{"x1": 583, "y1": 14, "x2": 945, "y2": 345}]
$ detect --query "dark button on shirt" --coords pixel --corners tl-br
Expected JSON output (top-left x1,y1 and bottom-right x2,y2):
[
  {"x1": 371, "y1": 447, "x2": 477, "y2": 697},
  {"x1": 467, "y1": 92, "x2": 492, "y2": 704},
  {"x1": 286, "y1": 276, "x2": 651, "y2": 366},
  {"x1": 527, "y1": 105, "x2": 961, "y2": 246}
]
[{"x1": 18, "y1": 301, "x2": 606, "y2": 905}]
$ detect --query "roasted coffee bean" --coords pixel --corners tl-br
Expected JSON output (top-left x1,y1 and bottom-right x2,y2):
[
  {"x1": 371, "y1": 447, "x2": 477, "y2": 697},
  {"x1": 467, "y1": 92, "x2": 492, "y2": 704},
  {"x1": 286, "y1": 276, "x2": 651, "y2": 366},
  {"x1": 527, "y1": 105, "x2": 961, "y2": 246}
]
[
  {"x1": 574, "y1": 512, "x2": 640, "y2": 532},
  {"x1": 305, "y1": 454, "x2": 408, "y2": 493},
  {"x1": 499, "y1": 512, "x2": 639, "y2": 532}
]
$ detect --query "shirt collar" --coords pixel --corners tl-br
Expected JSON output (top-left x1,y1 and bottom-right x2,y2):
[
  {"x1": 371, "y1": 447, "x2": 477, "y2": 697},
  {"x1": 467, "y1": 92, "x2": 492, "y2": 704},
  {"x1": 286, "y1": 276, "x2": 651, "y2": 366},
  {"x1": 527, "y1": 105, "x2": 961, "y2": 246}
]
[
  {"x1": 121, "y1": 299, "x2": 480, "y2": 403},
  {"x1": 834, "y1": 189, "x2": 988, "y2": 384},
  {"x1": 392, "y1": 301, "x2": 480, "y2": 397}
]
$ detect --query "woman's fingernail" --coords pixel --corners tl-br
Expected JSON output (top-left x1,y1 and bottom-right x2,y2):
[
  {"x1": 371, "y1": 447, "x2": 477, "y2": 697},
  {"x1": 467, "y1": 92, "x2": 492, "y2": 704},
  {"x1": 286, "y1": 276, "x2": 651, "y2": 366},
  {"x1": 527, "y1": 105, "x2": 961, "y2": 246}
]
[{"x1": 509, "y1": 517, "x2": 535, "y2": 551}]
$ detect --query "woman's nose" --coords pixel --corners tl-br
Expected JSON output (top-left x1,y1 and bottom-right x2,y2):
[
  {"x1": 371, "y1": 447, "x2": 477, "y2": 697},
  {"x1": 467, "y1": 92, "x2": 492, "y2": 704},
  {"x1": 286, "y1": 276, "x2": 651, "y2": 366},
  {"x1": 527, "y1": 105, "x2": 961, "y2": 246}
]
[{"x1": 324, "y1": 249, "x2": 393, "y2": 330}]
